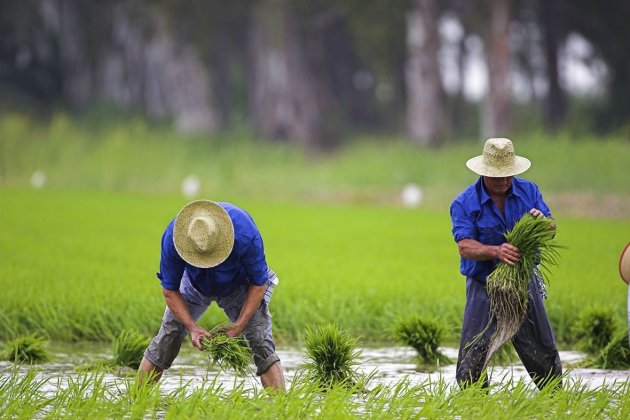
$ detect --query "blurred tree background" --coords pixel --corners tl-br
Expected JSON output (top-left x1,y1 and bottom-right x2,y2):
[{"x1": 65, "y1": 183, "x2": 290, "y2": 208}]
[{"x1": 1, "y1": 0, "x2": 629, "y2": 148}]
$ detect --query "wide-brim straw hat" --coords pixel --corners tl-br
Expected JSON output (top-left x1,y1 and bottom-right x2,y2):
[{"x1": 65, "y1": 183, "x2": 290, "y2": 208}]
[
  {"x1": 466, "y1": 138, "x2": 531, "y2": 177},
  {"x1": 619, "y1": 242, "x2": 630, "y2": 285},
  {"x1": 173, "y1": 200, "x2": 234, "y2": 268}
]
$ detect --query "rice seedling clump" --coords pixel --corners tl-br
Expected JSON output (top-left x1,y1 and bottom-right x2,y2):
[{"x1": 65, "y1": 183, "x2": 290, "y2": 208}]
[
  {"x1": 1, "y1": 334, "x2": 50, "y2": 363},
  {"x1": 587, "y1": 331, "x2": 630, "y2": 369},
  {"x1": 571, "y1": 306, "x2": 617, "y2": 354},
  {"x1": 113, "y1": 329, "x2": 150, "y2": 369},
  {"x1": 392, "y1": 316, "x2": 450, "y2": 368},
  {"x1": 303, "y1": 323, "x2": 362, "y2": 388},
  {"x1": 201, "y1": 328, "x2": 252, "y2": 375},
  {"x1": 484, "y1": 213, "x2": 561, "y2": 367}
]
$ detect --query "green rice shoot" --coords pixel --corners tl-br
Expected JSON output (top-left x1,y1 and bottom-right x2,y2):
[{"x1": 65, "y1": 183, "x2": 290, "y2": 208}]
[
  {"x1": 484, "y1": 213, "x2": 562, "y2": 368},
  {"x1": 571, "y1": 306, "x2": 618, "y2": 355},
  {"x1": 303, "y1": 323, "x2": 362, "y2": 389},
  {"x1": 392, "y1": 315, "x2": 451, "y2": 369},
  {"x1": 113, "y1": 329, "x2": 150, "y2": 369},
  {"x1": 200, "y1": 326, "x2": 252, "y2": 375},
  {"x1": 587, "y1": 331, "x2": 630, "y2": 369},
  {"x1": 1, "y1": 334, "x2": 50, "y2": 363}
]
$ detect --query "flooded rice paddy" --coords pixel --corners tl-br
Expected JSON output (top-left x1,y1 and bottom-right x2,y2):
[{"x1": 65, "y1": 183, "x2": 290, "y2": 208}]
[{"x1": 2, "y1": 344, "x2": 629, "y2": 396}]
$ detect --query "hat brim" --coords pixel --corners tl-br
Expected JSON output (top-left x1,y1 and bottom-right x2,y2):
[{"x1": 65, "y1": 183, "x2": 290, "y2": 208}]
[
  {"x1": 619, "y1": 242, "x2": 630, "y2": 285},
  {"x1": 466, "y1": 155, "x2": 531, "y2": 177},
  {"x1": 173, "y1": 200, "x2": 234, "y2": 268}
]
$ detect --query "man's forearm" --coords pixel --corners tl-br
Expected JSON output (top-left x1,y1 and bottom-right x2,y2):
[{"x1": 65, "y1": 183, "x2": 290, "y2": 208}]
[
  {"x1": 163, "y1": 288, "x2": 197, "y2": 331},
  {"x1": 457, "y1": 238, "x2": 498, "y2": 261}
]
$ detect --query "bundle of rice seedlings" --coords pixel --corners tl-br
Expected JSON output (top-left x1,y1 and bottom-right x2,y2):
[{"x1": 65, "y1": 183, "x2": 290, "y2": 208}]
[
  {"x1": 113, "y1": 329, "x2": 150, "y2": 369},
  {"x1": 200, "y1": 327, "x2": 252, "y2": 375},
  {"x1": 487, "y1": 342, "x2": 518, "y2": 366},
  {"x1": 571, "y1": 306, "x2": 617, "y2": 355},
  {"x1": 392, "y1": 316, "x2": 450, "y2": 369},
  {"x1": 587, "y1": 331, "x2": 630, "y2": 369},
  {"x1": 303, "y1": 323, "x2": 362, "y2": 389},
  {"x1": 1, "y1": 334, "x2": 50, "y2": 363},
  {"x1": 483, "y1": 213, "x2": 562, "y2": 368}
]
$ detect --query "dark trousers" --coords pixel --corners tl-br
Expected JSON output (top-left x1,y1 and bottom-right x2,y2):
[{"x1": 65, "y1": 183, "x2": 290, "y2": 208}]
[{"x1": 456, "y1": 276, "x2": 563, "y2": 390}]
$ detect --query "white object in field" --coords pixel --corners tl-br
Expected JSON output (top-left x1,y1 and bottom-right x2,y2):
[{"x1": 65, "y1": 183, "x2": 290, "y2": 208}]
[
  {"x1": 30, "y1": 170, "x2": 46, "y2": 189},
  {"x1": 401, "y1": 183, "x2": 423, "y2": 208},
  {"x1": 181, "y1": 175, "x2": 201, "y2": 198}
]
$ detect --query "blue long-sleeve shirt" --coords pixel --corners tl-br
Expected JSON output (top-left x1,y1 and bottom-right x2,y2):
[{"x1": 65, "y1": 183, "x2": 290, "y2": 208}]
[
  {"x1": 450, "y1": 177, "x2": 551, "y2": 281},
  {"x1": 157, "y1": 202, "x2": 269, "y2": 296}
]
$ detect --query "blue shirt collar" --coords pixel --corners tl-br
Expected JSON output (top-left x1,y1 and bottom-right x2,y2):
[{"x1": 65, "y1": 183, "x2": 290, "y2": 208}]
[{"x1": 477, "y1": 176, "x2": 521, "y2": 204}]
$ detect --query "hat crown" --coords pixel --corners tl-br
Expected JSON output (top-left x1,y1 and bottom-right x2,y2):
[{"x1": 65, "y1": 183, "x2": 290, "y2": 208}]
[
  {"x1": 188, "y1": 216, "x2": 218, "y2": 252},
  {"x1": 482, "y1": 138, "x2": 516, "y2": 169}
]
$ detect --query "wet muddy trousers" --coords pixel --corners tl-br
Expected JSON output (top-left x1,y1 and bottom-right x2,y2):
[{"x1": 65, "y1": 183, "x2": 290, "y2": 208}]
[{"x1": 456, "y1": 276, "x2": 563, "y2": 390}]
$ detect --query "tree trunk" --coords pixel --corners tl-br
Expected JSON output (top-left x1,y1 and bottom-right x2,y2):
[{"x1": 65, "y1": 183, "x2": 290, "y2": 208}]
[
  {"x1": 405, "y1": 0, "x2": 447, "y2": 147},
  {"x1": 98, "y1": 1, "x2": 220, "y2": 134},
  {"x1": 248, "y1": 0, "x2": 323, "y2": 148},
  {"x1": 538, "y1": 0, "x2": 567, "y2": 130},
  {"x1": 56, "y1": 0, "x2": 93, "y2": 109},
  {"x1": 482, "y1": 0, "x2": 511, "y2": 138}
]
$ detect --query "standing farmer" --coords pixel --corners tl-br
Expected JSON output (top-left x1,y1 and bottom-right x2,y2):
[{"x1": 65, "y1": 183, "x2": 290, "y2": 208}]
[
  {"x1": 138, "y1": 200, "x2": 285, "y2": 391},
  {"x1": 449, "y1": 138, "x2": 562, "y2": 389}
]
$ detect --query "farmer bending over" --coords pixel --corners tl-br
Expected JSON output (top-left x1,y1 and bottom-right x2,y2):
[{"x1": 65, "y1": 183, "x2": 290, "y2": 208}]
[
  {"x1": 449, "y1": 138, "x2": 562, "y2": 390},
  {"x1": 138, "y1": 200, "x2": 285, "y2": 391}
]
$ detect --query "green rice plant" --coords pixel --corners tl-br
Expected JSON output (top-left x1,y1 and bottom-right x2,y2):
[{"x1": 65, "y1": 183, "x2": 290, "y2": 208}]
[
  {"x1": 302, "y1": 323, "x2": 362, "y2": 388},
  {"x1": 392, "y1": 315, "x2": 450, "y2": 368},
  {"x1": 113, "y1": 329, "x2": 150, "y2": 369},
  {"x1": 484, "y1": 213, "x2": 562, "y2": 368},
  {"x1": 587, "y1": 331, "x2": 630, "y2": 369},
  {"x1": 571, "y1": 306, "x2": 618, "y2": 354},
  {"x1": 201, "y1": 326, "x2": 252, "y2": 375},
  {"x1": 0, "y1": 334, "x2": 50, "y2": 363}
]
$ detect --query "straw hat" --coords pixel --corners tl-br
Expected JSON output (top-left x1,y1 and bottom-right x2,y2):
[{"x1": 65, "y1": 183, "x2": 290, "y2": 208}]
[
  {"x1": 173, "y1": 200, "x2": 234, "y2": 268},
  {"x1": 466, "y1": 138, "x2": 531, "y2": 177},
  {"x1": 619, "y1": 243, "x2": 630, "y2": 285}
]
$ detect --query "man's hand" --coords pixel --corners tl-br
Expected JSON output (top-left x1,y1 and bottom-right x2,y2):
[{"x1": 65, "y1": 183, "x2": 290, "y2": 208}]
[
  {"x1": 496, "y1": 243, "x2": 520, "y2": 265},
  {"x1": 190, "y1": 325, "x2": 211, "y2": 350},
  {"x1": 529, "y1": 208, "x2": 544, "y2": 218},
  {"x1": 216, "y1": 323, "x2": 244, "y2": 338}
]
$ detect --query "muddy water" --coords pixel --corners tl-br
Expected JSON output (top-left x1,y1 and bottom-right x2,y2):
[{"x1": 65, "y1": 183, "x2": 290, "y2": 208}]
[{"x1": 2, "y1": 345, "x2": 629, "y2": 395}]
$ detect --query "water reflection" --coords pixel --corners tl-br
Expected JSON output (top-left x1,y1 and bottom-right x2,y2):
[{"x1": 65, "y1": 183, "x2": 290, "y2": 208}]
[{"x1": 1, "y1": 345, "x2": 629, "y2": 395}]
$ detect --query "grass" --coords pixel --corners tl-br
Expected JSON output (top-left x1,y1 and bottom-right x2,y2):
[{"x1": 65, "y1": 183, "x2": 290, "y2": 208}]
[
  {"x1": 0, "y1": 335, "x2": 50, "y2": 363},
  {"x1": 588, "y1": 331, "x2": 630, "y2": 369},
  {"x1": 113, "y1": 329, "x2": 150, "y2": 369},
  {"x1": 571, "y1": 306, "x2": 618, "y2": 355},
  {"x1": 1, "y1": 365, "x2": 630, "y2": 418},
  {"x1": 392, "y1": 316, "x2": 451, "y2": 369},
  {"x1": 302, "y1": 323, "x2": 362, "y2": 388},
  {"x1": 201, "y1": 326, "x2": 253, "y2": 375}
]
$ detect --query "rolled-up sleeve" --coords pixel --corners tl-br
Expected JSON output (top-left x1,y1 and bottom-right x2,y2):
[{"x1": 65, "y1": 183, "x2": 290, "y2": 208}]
[
  {"x1": 450, "y1": 201, "x2": 477, "y2": 243},
  {"x1": 241, "y1": 233, "x2": 269, "y2": 286},
  {"x1": 157, "y1": 223, "x2": 185, "y2": 291}
]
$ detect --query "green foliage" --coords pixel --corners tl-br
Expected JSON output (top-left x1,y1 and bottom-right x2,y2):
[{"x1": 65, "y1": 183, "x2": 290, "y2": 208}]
[
  {"x1": 201, "y1": 327, "x2": 252, "y2": 375},
  {"x1": 589, "y1": 331, "x2": 630, "y2": 370},
  {"x1": 571, "y1": 306, "x2": 618, "y2": 354},
  {"x1": 484, "y1": 214, "x2": 562, "y2": 366},
  {"x1": 113, "y1": 329, "x2": 150, "y2": 369},
  {"x1": 303, "y1": 323, "x2": 362, "y2": 388},
  {"x1": 392, "y1": 315, "x2": 450, "y2": 368},
  {"x1": 1, "y1": 335, "x2": 50, "y2": 363}
]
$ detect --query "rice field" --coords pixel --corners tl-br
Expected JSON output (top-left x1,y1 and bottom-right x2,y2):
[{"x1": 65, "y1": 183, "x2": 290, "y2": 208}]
[{"x1": 1, "y1": 114, "x2": 630, "y2": 417}]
